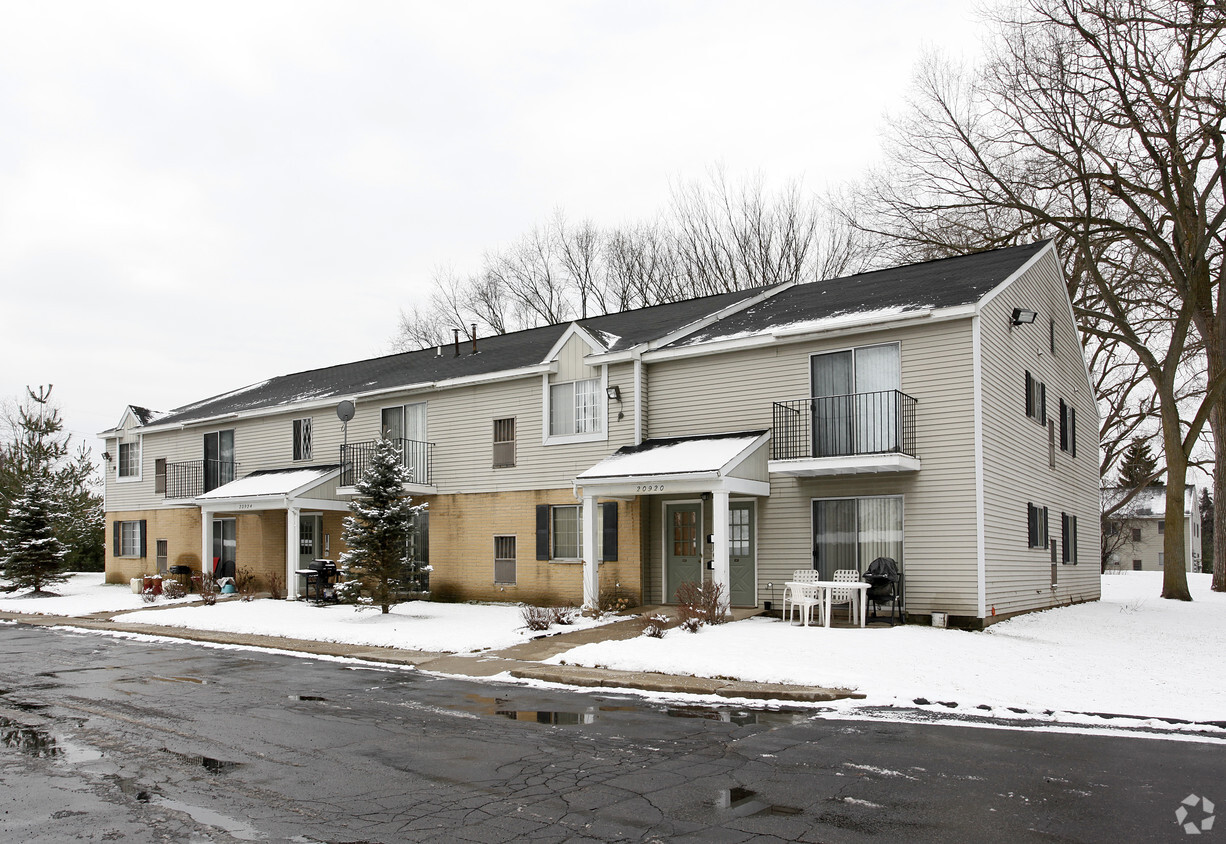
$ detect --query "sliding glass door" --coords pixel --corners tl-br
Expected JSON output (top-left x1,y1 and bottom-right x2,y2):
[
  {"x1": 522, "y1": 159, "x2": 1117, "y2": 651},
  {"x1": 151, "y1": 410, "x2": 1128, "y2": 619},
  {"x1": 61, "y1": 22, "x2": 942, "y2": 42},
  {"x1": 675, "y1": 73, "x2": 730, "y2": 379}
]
[
  {"x1": 812, "y1": 496, "x2": 903, "y2": 579},
  {"x1": 810, "y1": 344, "x2": 900, "y2": 456}
]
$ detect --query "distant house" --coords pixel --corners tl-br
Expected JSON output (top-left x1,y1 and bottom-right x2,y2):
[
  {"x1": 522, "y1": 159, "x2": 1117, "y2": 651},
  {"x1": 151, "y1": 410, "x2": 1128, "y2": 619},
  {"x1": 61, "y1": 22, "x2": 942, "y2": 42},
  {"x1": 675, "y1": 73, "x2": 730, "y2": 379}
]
[
  {"x1": 1102, "y1": 485, "x2": 1203, "y2": 572},
  {"x1": 99, "y1": 240, "x2": 1100, "y2": 628}
]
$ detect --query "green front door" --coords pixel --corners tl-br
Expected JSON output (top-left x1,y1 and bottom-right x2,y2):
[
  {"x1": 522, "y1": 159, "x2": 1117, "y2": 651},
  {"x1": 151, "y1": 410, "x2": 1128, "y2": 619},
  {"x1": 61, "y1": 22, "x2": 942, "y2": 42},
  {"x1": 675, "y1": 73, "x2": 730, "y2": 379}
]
[
  {"x1": 728, "y1": 501, "x2": 756, "y2": 607},
  {"x1": 665, "y1": 503, "x2": 702, "y2": 604}
]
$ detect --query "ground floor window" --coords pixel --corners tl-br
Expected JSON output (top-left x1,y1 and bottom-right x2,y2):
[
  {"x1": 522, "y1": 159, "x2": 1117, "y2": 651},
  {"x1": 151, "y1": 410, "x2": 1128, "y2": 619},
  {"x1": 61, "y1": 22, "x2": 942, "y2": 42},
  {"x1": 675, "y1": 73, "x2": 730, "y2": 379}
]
[
  {"x1": 494, "y1": 535, "x2": 516, "y2": 584},
  {"x1": 115, "y1": 520, "x2": 146, "y2": 558},
  {"x1": 811, "y1": 496, "x2": 902, "y2": 579},
  {"x1": 537, "y1": 503, "x2": 612, "y2": 562},
  {"x1": 552, "y1": 505, "x2": 581, "y2": 559}
]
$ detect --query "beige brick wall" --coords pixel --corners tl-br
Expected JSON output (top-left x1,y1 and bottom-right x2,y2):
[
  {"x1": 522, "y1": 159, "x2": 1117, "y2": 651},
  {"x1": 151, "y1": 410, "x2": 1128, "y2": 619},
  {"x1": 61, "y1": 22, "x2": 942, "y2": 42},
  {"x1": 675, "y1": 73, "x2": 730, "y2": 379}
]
[
  {"x1": 106, "y1": 508, "x2": 289, "y2": 593},
  {"x1": 425, "y1": 490, "x2": 642, "y2": 606}
]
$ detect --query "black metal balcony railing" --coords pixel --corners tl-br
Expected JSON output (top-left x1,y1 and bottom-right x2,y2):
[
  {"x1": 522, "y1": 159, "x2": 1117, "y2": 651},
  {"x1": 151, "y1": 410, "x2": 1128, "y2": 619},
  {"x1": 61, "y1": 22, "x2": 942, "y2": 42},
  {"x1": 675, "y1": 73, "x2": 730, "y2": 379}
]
[
  {"x1": 771, "y1": 390, "x2": 917, "y2": 461},
  {"x1": 340, "y1": 438, "x2": 434, "y2": 487},
  {"x1": 164, "y1": 460, "x2": 237, "y2": 499}
]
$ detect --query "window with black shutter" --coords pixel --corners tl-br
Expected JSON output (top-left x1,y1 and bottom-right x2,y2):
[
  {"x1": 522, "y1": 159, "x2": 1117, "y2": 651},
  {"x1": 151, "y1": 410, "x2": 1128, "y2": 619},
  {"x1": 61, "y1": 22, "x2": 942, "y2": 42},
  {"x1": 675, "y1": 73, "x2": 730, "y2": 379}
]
[
  {"x1": 1062, "y1": 513, "x2": 1077, "y2": 564},
  {"x1": 1027, "y1": 504, "x2": 1048, "y2": 549}
]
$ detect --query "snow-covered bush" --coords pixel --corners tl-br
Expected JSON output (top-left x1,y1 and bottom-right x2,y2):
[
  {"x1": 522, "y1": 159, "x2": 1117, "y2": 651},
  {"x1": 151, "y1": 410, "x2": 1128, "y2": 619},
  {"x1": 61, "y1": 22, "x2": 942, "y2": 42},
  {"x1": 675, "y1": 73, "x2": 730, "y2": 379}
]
[
  {"x1": 641, "y1": 613, "x2": 670, "y2": 638},
  {"x1": 522, "y1": 605, "x2": 553, "y2": 631}
]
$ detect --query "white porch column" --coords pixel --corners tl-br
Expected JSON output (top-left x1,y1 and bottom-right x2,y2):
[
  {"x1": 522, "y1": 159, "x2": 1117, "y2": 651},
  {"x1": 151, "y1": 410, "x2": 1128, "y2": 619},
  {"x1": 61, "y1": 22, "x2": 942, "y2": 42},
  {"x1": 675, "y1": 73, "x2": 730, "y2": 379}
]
[
  {"x1": 581, "y1": 494, "x2": 599, "y2": 609},
  {"x1": 286, "y1": 504, "x2": 300, "y2": 600},
  {"x1": 712, "y1": 491, "x2": 731, "y2": 615},
  {"x1": 200, "y1": 507, "x2": 213, "y2": 580}
]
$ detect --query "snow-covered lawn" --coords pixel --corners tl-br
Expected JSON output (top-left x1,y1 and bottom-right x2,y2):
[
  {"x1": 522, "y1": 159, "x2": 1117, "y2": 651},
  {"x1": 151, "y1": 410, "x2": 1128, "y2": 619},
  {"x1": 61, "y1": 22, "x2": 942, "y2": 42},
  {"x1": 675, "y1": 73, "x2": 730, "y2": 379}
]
[
  {"x1": 118, "y1": 597, "x2": 611, "y2": 654},
  {"x1": 0, "y1": 572, "x2": 196, "y2": 616},
  {"x1": 548, "y1": 572, "x2": 1225, "y2": 723}
]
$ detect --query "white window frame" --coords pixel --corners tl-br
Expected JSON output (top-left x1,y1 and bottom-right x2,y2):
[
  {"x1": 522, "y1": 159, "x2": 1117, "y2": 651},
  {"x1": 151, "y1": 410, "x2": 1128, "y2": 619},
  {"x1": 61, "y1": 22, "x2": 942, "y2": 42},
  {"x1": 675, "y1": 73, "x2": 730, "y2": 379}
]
[
  {"x1": 809, "y1": 494, "x2": 904, "y2": 578},
  {"x1": 549, "y1": 503, "x2": 604, "y2": 562},
  {"x1": 117, "y1": 438, "x2": 142, "y2": 483},
  {"x1": 293, "y1": 418, "x2": 313, "y2": 462},
  {"x1": 542, "y1": 369, "x2": 608, "y2": 446}
]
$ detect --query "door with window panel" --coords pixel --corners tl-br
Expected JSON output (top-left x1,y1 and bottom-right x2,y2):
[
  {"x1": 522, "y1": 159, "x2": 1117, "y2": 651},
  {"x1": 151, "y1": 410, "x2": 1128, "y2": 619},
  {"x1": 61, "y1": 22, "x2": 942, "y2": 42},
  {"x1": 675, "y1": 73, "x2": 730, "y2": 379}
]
[
  {"x1": 382, "y1": 403, "x2": 427, "y2": 482},
  {"x1": 665, "y1": 503, "x2": 702, "y2": 604},
  {"x1": 728, "y1": 502, "x2": 755, "y2": 607}
]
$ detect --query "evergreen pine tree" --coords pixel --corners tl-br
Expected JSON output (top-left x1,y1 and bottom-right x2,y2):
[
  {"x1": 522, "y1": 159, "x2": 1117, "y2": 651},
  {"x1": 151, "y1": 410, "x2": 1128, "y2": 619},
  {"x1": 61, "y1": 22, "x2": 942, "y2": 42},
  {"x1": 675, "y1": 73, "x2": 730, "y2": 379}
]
[
  {"x1": 340, "y1": 437, "x2": 426, "y2": 613},
  {"x1": 1117, "y1": 437, "x2": 1160, "y2": 489},
  {"x1": 1, "y1": 474, "x2": 68, "y2": 594}
]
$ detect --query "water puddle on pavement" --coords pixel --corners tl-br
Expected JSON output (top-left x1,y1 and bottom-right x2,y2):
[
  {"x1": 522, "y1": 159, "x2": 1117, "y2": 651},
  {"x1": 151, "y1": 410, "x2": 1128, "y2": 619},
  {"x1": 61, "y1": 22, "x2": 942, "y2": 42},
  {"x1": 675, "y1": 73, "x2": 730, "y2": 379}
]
[
  {"x1": 159, "y1": 747, "x2": 241, "y2": 774},
  {"x1": 150, "y1": 676, "x2": 207, "y2": 685},
  {"x1": 717, "y1": 787, "x2": 803, "y2": 817},
  {"x1": 454, "y1": 695, "x2": 814, "y2": 729},
  {"x1": 461, "y1": 695, "x2": 596, "y2": 725},
  {"x1": 667, "y1": 706, "x2": 813, "y2": 727},
  {"x1": 0, "y1": 716, "x2": 103, "y2": 763},
  {"x1": 288, "y1": 695, "x2": 327, "y2": 702}
]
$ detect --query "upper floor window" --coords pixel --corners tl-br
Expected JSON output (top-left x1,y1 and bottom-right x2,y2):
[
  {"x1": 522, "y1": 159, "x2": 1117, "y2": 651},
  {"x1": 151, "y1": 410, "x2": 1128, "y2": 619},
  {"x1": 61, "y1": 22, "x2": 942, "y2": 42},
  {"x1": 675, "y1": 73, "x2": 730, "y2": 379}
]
[
  {"x1": 1027, "y1": 503, "x2": 1049, "y2": 549},
  {"x1": 549, "y1": 378, "x2": 600, "y2": 437},
  {"x1": 1058, "y1": 399, "x2": 1076, "y2": 456},
  {"x1": 118, "y1": 441, "x2": 139, "y2": 479},
  {"x1": 382, "y1": 403, "x2": 427, "y2": 442},
  {"x1": 1157, "y1": 520, "x2": 1164, "y2": 535},
  {"x1": 493, "y1": 418, "x2": 516, "y2": 468},
  {"x1": 1024, "y1": 371, "x2": 1047, "y2": 424},
  {"x1": 293, "y1": 418, "x2": 313, "y2": 461}
]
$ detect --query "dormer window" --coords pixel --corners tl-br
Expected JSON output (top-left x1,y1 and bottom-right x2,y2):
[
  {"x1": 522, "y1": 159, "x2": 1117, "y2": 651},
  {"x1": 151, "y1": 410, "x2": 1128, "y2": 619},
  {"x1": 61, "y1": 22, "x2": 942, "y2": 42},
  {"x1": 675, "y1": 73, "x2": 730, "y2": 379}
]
[{"x1": 549, "y1": 378, "x2": 601, "y2": 437}]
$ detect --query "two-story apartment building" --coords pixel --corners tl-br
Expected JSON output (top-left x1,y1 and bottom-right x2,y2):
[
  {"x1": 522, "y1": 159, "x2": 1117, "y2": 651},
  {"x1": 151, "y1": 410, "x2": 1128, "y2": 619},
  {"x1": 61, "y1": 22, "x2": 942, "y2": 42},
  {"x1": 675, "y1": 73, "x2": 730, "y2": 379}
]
[
  {"x1": 1103, "y1": 485, "x2": 1202, "y2": 572},
  {"x1": 101, "y1": 240, "x2": 1101, "y2": 627}
]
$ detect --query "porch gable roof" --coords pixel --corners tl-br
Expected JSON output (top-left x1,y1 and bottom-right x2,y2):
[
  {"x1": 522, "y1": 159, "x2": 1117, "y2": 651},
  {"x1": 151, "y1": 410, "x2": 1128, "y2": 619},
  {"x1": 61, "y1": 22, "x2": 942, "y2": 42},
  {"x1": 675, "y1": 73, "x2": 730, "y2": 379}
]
[
  {"x1": 577, "y1": 430, "x2": 771, "y2": 496},
  {"x1": 195, "y1": 464, "x2": 345, "y2": 510}
]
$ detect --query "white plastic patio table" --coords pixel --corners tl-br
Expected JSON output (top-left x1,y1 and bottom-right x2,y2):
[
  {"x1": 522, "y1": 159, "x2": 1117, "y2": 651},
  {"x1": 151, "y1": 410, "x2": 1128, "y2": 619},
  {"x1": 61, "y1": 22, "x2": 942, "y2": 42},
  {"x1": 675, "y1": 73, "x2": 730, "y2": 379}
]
[{"x1": 783, "y1": 581, "x2": 869, "y2": 628}]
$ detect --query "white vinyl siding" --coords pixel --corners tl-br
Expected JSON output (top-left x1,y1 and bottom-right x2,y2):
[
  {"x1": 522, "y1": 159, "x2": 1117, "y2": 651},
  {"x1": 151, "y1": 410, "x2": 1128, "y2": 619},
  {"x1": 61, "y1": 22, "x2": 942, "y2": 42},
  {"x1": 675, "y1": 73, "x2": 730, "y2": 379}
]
[{"x1": 979, "y1": 249, "x2": 1100, "y2": 615}]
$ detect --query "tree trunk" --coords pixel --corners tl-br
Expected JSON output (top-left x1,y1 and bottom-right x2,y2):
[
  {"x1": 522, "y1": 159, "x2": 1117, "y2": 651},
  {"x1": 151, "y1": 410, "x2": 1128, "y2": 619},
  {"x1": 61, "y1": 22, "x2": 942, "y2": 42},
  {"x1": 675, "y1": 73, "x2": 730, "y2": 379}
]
[
  {"x1": 1214, "y1": 402, "x2": 1226, "y2": 591},
  {"x1": 1161, "y1": 442, "x2": 1193, "y2": 601}
]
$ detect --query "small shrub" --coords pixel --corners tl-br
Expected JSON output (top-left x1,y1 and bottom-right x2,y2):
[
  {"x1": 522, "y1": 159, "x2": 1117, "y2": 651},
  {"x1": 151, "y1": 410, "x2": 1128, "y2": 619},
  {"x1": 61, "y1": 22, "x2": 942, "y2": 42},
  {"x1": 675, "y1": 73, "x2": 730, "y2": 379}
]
[
  {"x1": 596, "y1": 582, "x2": 632, "y2": 616},
  {"x1": 678, "y1": 616, "x2": 703, "y2": 634},
  {"x1": 334, "y1": 579, "x2": 363, "y2": 605},
  {"x1": 191, "y1": 574, "x2": 218, "y2": 606},
  {"x1": 235, "y1": 566, "x2": 260, "y2": 601},
  {"x1": 266, "y1": 572, "x2": 284, "y2": 600},
  {"x1": 641, "y1": 613, "x2": 670, "y2": 638},
  {"x1": 162, "y1": 580, "x2": 187, "y2": 600},
  {"x1": 674, "y1": 580, "x2": 728, "y2": 628},
  {"x1": 140, "y1": 588, "x2": 158, "y2": 604},
  {"x1": 551, "y1": 606, "x2": 578, "y2": 626},
  {"x1": 522, "y1": 605, "x2": 553, "y2": 631}
]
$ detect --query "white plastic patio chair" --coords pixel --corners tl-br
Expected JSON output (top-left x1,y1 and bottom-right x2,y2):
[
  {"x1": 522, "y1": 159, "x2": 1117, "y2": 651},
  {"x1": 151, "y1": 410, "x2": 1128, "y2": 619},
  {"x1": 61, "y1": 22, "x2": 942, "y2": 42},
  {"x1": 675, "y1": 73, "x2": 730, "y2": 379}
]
[
  {"x1": 827, "y1": 569, "x2": 861, "y2": 625},
  {"x1": 783, "y1": 569, "x2": 821, "y2": 626}
]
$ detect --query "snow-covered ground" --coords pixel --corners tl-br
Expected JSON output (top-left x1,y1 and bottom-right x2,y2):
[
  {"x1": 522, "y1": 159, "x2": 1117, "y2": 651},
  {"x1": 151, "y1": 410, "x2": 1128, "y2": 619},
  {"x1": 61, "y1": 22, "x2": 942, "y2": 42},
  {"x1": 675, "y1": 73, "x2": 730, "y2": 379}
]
[
  {"x1": 550, "y1": 571, "x2": 1225, "y2": 723},
  {"x1": 3, "y1": 571, "x2": 1222, "y2": 725},
  {"x1": 0, "y1": 572, "x2": 195, "y2": 616},
  {"x1": 117, "y1": 598, "x2": 611, "y2": 654}
]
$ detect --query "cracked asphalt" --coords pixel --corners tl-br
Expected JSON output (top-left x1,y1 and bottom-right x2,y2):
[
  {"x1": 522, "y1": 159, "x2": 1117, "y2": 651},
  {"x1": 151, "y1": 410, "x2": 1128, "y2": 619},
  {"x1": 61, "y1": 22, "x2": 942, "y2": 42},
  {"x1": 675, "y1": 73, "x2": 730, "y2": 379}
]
[{"x1": 1, "y1": 623, "x2": 1221, "y2": 843}]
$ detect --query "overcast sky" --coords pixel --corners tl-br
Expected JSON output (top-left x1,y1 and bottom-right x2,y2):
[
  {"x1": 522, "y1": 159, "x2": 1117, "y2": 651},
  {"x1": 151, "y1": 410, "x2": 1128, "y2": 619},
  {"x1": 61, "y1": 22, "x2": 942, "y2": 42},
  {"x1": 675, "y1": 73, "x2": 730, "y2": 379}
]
[{"x1": 0, "y1": 0, "x2": 988, "y2": 455}]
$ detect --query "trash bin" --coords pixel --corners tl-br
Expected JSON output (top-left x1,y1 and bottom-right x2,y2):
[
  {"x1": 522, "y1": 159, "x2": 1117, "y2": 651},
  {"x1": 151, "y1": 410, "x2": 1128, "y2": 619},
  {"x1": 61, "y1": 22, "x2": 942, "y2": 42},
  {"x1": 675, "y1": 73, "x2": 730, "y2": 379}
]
[{"x1": 142, "y1": 575, "x2": 163, "y2": 596}]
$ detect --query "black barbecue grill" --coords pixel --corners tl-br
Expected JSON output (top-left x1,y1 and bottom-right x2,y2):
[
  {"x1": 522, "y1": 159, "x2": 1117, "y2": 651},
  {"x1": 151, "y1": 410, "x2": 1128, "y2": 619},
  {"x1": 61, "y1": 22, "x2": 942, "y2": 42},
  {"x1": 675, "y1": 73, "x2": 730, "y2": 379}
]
[{"x1": 862, "y1": 557, "x2": 903, "y2": 625}]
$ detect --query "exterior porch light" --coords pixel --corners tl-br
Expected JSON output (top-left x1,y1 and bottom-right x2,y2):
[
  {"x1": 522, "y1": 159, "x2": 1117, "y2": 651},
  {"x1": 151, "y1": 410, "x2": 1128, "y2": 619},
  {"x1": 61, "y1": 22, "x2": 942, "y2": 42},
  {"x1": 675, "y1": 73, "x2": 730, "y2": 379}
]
[
  {"x1": 606, "y1": 385, "x2": 621, "y2": 401},
  {"x1": 1011, "y1": 308, "x2": 1038, "y2": 327}
]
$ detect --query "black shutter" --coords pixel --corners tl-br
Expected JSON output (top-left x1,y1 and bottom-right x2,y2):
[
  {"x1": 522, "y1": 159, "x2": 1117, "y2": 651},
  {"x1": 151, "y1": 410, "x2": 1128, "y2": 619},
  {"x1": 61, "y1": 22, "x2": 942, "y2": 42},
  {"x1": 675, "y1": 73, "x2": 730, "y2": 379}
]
[
  {"x1": 1059, "y1": 399, "x2": 1068, "y2": 451},
  {"x1": 1070, "y1": 407, "x2": 1077, "y2": 458},
  {"x1": 1025, "y1": 371, "x2": 1033, "y2": 418},
  {"x1": 1042, "y1": 507, "x2": 1049, "y2": 548},
  {"x1": 536, "y1": 505, "x2": 550, "y2": 560},
  {"x1": 601, "y1": 502, "x2": 618, "y2": 562},
  {"x1": 138, "y1": 520, "x2": 147, "y2": 558},
  {"x1": 1039, "y1": 383, "x2": 1047, "y2": 425},
  {"x1": 112, "y1": 521, "x2": 121, "y2": 557}
]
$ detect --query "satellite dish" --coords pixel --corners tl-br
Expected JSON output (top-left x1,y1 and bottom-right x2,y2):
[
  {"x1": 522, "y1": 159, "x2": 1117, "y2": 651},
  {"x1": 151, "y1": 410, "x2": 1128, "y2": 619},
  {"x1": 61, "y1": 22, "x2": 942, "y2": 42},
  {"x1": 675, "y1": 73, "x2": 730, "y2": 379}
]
[{"x1": 336, "y1": 400, "x2": 355, "y2": 423}]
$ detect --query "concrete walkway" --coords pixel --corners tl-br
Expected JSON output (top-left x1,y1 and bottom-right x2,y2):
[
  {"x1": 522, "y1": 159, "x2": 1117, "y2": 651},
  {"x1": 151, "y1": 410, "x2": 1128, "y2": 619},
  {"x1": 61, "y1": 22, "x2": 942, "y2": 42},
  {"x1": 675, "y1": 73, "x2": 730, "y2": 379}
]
[{"x1": 0, "y1": 605, "x2": 865, "y2": 704}]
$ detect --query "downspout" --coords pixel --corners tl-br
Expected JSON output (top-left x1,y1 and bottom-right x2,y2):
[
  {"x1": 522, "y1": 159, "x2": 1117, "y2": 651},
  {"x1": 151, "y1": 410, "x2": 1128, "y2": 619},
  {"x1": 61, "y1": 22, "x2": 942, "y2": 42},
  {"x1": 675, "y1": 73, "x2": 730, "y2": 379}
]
[
  {"x1": 633, "y1": 356, "x2": 643, "y2": 445},
  {"x1": 973, "y1": 314, "x2": 987, "y2": 620}
]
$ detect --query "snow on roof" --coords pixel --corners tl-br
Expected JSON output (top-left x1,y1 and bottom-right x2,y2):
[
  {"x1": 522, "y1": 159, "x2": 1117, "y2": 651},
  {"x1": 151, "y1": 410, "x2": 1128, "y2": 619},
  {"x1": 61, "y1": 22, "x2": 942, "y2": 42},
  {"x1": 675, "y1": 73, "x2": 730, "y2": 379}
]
[
  {"x1": 196, "y1": 465, "x2": 340, "y2": 500},
  {"x1": 671, "y1": 306, "x2": 918, "y2": 348},
  {"x1": 1102, "y1": 485, "x2": 1197, "y2": 518},
  {"x1": 578, "y1": 431, "x2": 768, "y2": 480}
]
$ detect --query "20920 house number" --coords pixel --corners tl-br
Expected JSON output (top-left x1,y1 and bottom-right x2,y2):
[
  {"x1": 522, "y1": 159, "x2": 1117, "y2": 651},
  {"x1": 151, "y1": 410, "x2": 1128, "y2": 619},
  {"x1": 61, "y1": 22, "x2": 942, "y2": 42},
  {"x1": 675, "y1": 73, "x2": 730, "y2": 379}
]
[{"x1": 634, "y1": 484, "x2": 666, "y2": 493}]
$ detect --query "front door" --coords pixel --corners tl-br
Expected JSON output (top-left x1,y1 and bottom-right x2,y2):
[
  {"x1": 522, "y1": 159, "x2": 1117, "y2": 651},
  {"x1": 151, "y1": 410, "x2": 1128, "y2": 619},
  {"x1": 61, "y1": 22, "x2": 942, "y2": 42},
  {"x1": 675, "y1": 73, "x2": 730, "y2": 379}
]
[
  {"x1": 728, "y1": 501, "x2": 755, "y2": 606},
  {"x1": 299, "y1": 514, "x2": 323, "y2": 568},
  {"x1": 665, "y1": 502, "x2": 702, "y2": 604}
]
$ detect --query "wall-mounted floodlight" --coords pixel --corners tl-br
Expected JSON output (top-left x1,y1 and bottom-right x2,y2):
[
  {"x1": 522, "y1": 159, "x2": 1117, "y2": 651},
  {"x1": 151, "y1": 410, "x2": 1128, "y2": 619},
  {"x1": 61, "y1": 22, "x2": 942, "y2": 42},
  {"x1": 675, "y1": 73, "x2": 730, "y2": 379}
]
[
  {"x1": 606, "y1": 386, "x2": 622, "y2": 401},
  {"x1": 1011, "y1": 308, "x2": 1039, "y2": 326}
]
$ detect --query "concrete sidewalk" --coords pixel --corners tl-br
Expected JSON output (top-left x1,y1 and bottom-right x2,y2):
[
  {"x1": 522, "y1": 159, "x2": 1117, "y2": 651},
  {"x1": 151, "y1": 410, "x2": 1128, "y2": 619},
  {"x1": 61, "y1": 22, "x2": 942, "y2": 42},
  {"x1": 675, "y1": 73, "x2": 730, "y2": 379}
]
[{"x1": 0, "y1": 606, "x2": 865, "y2": 704}]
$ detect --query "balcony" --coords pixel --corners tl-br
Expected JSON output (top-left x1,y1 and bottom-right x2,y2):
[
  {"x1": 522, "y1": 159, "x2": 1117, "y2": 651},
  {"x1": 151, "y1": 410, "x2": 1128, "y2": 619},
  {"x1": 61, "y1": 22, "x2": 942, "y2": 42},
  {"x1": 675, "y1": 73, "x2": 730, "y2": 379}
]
[
  {"x1": 769, "y1": 390, "x2": 920, "y2": 476},
  {"x1": 163, "y1": 460, "x2": 237, "y2": 499},
  {"x1": 340, "y1": 438, "x2": 435, "y2": 490}
]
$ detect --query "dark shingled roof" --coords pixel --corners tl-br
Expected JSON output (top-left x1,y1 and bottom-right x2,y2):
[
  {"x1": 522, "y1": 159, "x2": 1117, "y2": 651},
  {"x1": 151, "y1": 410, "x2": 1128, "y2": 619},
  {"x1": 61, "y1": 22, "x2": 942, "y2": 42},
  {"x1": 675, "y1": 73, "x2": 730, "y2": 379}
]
[
  {"x1": 149, "y1": 287, "x2": 765, "y2": 428},
  {"x1": 664, "y1": 241, "x2": 1050, "y2": 347},
  {"x1": 142, "y1": 242, "x2": 1049, "y2": 429}
]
